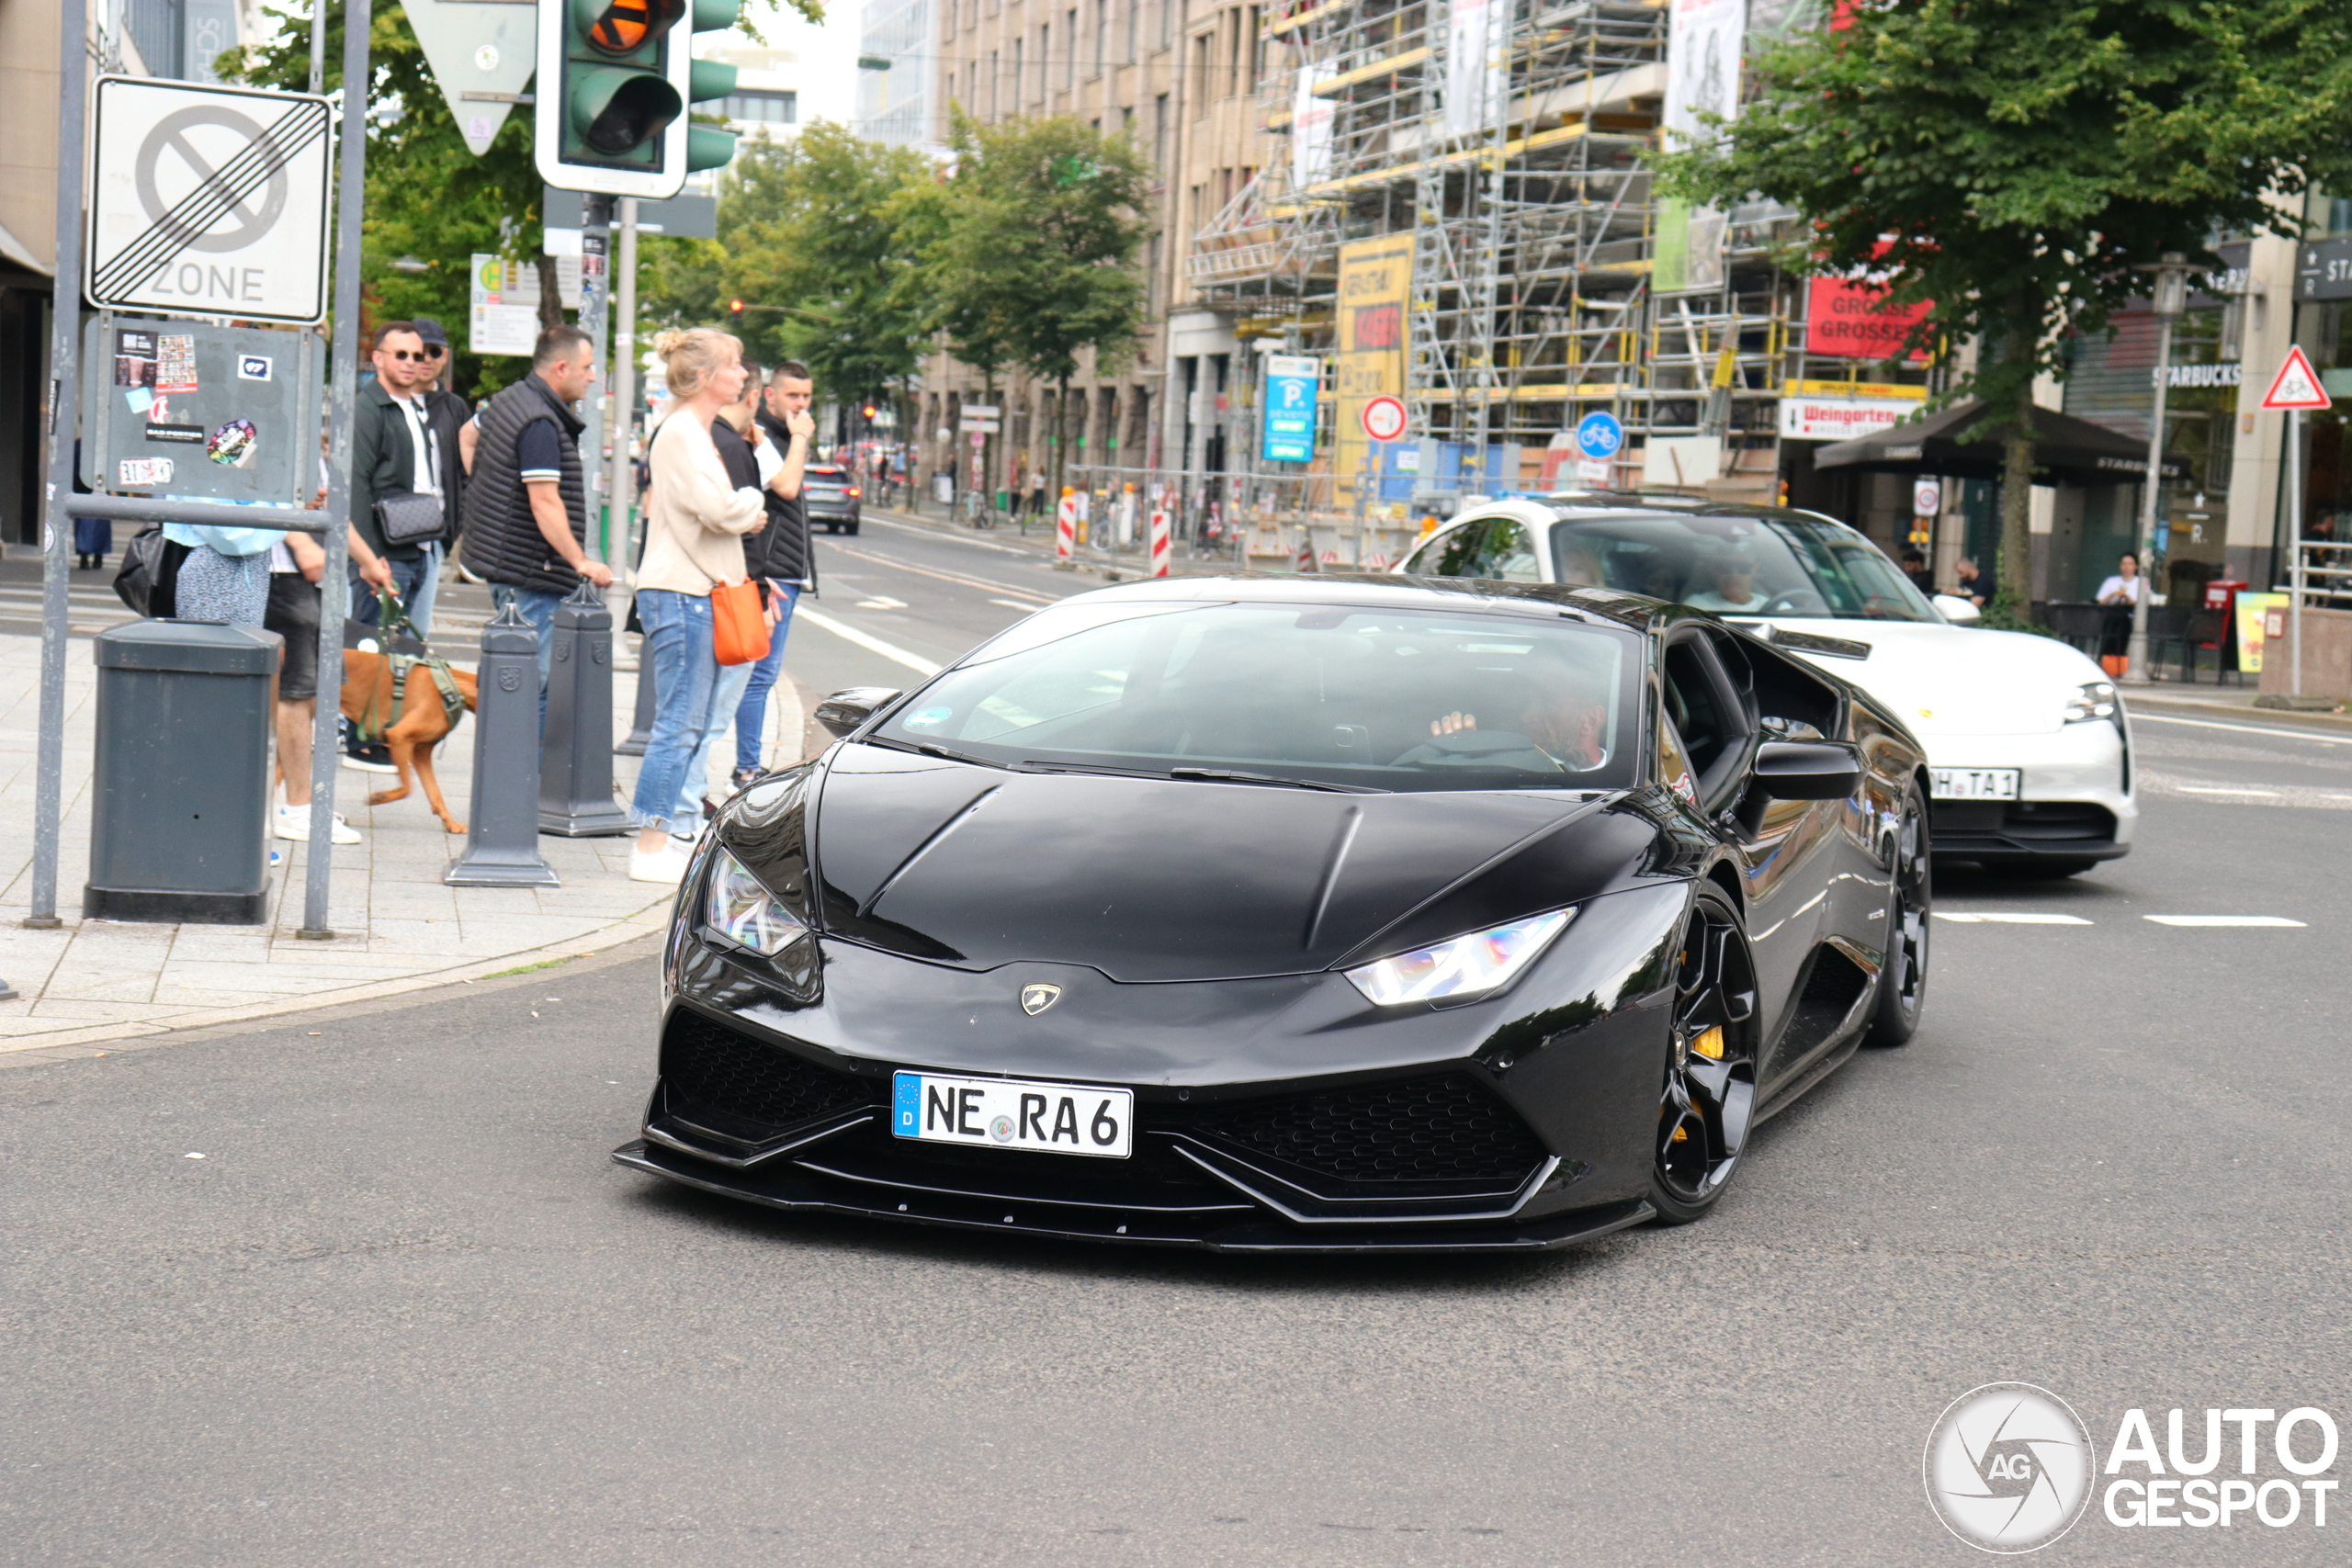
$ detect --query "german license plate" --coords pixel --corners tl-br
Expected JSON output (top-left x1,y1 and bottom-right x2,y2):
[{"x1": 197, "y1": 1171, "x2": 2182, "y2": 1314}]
[
  {"x1": 1931, "y1": 767, "x2": 2021, "y2": 801},
  {"x1": 891, "y1": 1071, "x2": 1133, "y2": 1159}
]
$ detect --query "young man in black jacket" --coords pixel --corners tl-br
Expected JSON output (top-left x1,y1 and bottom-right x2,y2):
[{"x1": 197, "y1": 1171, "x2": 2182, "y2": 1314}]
[
  {"x1": 736, "y1": 361, "x2": 819, "y2": 784},
  {"x1": 349, "y1": 321, "x2": 451, "y2": 634}
]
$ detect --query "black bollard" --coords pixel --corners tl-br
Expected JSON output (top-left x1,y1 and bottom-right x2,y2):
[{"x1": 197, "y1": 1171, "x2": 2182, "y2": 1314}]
[
  {"x1": 447, "y1": 600, "x2": 560, "y2": 888},
  {"x1": 539, "y1": 581, "x2": 631, "y2": 836},
  {"x1": 616, "y1": 637, "x2": 654, "y2": 755}
]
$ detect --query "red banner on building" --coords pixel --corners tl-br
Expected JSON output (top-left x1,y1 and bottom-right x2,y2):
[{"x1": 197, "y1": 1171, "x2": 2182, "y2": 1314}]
[{"x1": 1804, "y1": 276, "x2": 1931, "y2": 361}]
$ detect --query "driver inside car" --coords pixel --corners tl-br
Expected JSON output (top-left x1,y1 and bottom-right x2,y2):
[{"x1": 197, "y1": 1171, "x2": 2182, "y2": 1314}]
[
  {"x1": 1417, "y1": 645, "x2": 1613, "y2": 772},
  {"x1": 1682, "y1": 548, "x2": 1770, "y2": 613}
]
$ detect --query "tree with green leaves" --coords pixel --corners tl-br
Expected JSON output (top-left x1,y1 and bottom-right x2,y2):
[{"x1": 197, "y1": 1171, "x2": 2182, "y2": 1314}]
[
  {"x1": 920, "y1": 111, "x2": 1153, "y2": 500},
  {"x1": 221, "y1": 1, "x2": 809, "y2": 400},
  {"x1": 218, "y1": 2, "x2": 552, "y2": 398},
  {"x1": 1658, "y1": 0, "x2": 2352, "y2": 621}
]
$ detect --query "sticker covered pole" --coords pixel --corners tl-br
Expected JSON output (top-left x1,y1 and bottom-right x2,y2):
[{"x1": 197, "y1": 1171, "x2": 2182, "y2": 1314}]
[
  {"x1": 301, "y1": 0, "x2": 369, "y2": 940},
  {"x1": 30, "y1": 0, "x2": 95, "y2": 927}
]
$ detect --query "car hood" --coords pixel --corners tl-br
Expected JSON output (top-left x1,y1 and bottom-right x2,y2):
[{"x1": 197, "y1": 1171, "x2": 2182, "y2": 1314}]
[
  {"x1": 1730, "y1": 617, "x2": 2106, "y2": 737},
  {"x1": 788, "y1": 744, "x2": 1651, "y2": 983}
]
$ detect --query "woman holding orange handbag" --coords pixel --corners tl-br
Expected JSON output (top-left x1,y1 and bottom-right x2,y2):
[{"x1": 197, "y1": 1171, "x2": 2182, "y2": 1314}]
[{"x1": 627, "y1": 327, "x2": 768, "y2": 885}]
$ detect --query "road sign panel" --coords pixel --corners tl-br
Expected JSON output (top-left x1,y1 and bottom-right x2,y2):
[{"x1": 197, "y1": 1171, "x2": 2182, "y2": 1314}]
[
  {"x1": 1361, "y1": 394, "x2": 1408, "y2": 442},
  {"x1": 960, "y1": 404, "x2": 1001, "y2": 418},
  {"x1": 1262, "y1": 355, "x2": 1320, "y2": 463},
  {"x1": 2261, "y1": 345, "x2": 2331, "y2": 411},
  {"x1": 1575, "y1": 411, "x2": 1623, "y2": 459},
  {"x1": 85, "y1": 77, "x2": 333, "y2": 322},
  {"x1": 402, "y1": 0, "x2": 537, "y2": 156}
]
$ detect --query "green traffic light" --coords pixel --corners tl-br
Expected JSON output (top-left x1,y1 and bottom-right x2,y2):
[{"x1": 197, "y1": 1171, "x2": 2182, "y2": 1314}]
[{"x1": 571, "y1": 67, "x2": 683, "y2": 154}]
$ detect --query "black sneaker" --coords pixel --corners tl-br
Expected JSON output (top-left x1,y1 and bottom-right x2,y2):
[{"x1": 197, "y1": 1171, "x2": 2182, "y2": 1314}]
[{"x1": 342, "y1": 739, "x2": 397, "y2": 773}]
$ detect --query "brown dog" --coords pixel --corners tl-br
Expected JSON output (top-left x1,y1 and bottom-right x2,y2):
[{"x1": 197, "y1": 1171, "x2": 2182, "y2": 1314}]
[{"x1": 339, "y1": 649, "x2": 479, "y2": 834}]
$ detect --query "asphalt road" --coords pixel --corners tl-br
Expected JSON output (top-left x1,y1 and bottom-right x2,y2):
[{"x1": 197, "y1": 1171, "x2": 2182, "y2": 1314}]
[{"x1": 6, "y1": 538, "x2": 2350, "y2": 1566}]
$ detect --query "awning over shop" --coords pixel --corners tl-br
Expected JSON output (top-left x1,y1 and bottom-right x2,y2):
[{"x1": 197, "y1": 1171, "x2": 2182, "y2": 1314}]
[{"x1": 1813, "y1": 398, "x2": 2188, "y2": 486}]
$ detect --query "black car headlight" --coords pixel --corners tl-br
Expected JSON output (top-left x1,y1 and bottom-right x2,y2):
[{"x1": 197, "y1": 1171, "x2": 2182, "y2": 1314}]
[
  {"x1": 1341, "y1": 908, "x2": 1575, "y2": 1007},
  {"x1": 702, "y1": 846, "x2": 808, "y2": 955}
]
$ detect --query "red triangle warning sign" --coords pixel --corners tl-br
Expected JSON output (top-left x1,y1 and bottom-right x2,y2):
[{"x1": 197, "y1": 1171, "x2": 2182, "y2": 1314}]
[{"x1": 2261, "y1": 345, "x2": 2331, "y2": 411}]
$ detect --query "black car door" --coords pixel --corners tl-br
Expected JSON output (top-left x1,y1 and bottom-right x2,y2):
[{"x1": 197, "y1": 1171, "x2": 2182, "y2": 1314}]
[{"x1": 1658, "y1": 627, "x2": 1836, "y2": 1084}]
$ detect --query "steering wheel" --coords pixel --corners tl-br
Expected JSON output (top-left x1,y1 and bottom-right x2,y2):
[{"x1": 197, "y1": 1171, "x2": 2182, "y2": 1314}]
[{"x1": 1760, "y1": 588, "x2": 1828, "y2": 615}]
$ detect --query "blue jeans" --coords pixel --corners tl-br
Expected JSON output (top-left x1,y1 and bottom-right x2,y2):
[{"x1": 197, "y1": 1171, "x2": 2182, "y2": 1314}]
[
  {"x1": 733, "y1": 583, "x2": 799, "y2": 774},
  {"x1": 488, "y1": 582, "x2": 564, "y2": 725},
  {"x1": 630, "y1": 588, "x2": 719, "y2": 833},
  {"x1": 353, "y1": 541, "x2": 443, "y2": 637},
  {"x1": 675, "y1": 660, "x2": 757, "y2": 833}
]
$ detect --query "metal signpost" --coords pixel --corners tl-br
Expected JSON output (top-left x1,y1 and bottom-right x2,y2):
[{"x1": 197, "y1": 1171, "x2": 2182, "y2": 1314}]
[
  {"x1": 34, "y1": 0, "x2": 365, "y2": 939},
  {"x1": 2124, "y1": 254, "x2": 2188, "y2": 685},
  {"x1": 2260, "y1": 345, "x2": 2332, "y2": 697}
]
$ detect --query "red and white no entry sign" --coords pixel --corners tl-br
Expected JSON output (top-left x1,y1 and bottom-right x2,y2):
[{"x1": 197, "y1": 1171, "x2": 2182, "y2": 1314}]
[{"x1": 1360, "y1": 395, "x2": 1408, "y2": 442}]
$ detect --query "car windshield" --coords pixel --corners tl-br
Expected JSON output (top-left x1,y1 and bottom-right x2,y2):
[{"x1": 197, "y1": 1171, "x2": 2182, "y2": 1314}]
[
  {"x1": 870, "y1": 601, "x2": 1642, "y2": 793},
  {"x1": 1548, "y1": 512, "x2": 1938, "y2": 622}
]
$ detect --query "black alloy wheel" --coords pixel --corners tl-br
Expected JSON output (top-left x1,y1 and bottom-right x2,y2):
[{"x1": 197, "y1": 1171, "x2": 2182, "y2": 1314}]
[
  {"x1": 1650, "y1": 887, "x2": 1760, "y2": 1225},
  {"x1": 1867, "y1": 783, "x2": 1931, "y2": 1047}
]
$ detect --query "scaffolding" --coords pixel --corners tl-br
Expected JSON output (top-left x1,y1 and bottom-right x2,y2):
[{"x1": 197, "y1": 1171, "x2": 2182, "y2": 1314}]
[{"x1": 1189, "y1": 0, "x2": 1832, "y2": 511}]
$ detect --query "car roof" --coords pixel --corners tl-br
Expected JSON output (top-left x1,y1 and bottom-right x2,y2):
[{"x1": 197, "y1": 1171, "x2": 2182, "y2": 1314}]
[
  {"x1": 1525, "y1": 491, "x2": 1848, "y2": 529},
  {"x1": 1046, "y1": 570, "x2": 1669, "y2": 632}
]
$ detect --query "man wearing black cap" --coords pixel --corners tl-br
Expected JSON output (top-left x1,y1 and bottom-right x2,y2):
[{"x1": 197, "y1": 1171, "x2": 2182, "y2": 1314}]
[{"x1": 410, "y1": 317, "x2": 471, "y2": 554}]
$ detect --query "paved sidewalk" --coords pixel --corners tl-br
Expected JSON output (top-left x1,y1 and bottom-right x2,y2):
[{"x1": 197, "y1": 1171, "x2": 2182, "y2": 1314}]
[{"x1": 0, "y1": 618, "x2": 807, "y2": 1062}]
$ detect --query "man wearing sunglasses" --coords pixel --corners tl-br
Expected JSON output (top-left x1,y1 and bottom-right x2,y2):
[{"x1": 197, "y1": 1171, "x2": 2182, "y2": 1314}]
[
  {"x1": 410, "y1": 317, "x2": 470, "y2": 537},
  {"x1": 345, "y1": 320, "x2": 455, "y2": 771}
]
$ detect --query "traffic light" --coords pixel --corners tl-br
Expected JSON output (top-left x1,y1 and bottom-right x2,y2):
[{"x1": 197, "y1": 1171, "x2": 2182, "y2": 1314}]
[
  {"x1": 728, "y1": 299, "x2": 745, "y2": 321},
  {"x1": 861, "y1": 402, "x2": 880, "y2": 422},
  {"x1": 537, "y1": 0, "x2": 743, "y2": 198}
]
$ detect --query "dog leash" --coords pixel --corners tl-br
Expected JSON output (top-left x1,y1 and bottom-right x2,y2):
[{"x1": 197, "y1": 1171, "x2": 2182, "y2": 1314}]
[{"x1": 358, "y1": 589, "x2": 469, "y2": 739}]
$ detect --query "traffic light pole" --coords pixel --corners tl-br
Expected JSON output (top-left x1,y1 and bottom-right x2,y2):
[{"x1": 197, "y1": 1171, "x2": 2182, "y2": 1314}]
[
  {"x1": 608, "y1": 197, "x2": 639, "y2": 579},
  {"x1": 579, "y1": 194, "x2": 613, "y2": 563}
]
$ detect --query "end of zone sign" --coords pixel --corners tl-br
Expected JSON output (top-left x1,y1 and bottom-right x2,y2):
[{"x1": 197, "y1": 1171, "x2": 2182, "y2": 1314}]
[{"x1": 85, "y1": 77, "x2": 334, "y2": 323}]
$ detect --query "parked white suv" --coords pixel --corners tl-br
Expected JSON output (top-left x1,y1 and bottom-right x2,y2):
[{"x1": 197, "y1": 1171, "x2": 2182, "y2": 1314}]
[{"x1": 1396, "y1": 495, "x2": 2134, "y2": 875}]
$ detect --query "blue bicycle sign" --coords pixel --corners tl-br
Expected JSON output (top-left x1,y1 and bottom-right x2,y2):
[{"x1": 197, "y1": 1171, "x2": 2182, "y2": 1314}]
[{"x1": 1575, "y1": 412, "x2": 1623, "y2": 460}]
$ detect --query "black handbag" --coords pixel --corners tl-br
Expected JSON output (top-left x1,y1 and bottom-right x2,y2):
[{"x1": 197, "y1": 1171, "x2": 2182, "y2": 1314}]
[
  {"x1": 112, "y1": 526, "x2": 168, "y2": 615},
  {"x1": 374, "y1": 491, "x2": 445, "y2": 546}
]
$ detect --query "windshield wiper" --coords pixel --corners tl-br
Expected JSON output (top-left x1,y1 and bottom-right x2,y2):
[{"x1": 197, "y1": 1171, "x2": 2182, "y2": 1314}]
[
  {"x1": 1166, "y1": 766, "x2": 1384, "y2": 794},
  {"x1": 865, "y1": 736, "x2": 1008, "y2": 770}
]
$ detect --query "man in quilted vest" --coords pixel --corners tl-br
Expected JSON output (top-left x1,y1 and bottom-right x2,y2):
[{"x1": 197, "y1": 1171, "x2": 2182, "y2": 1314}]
[{"x1": 458, "y1": 325, "x2": 614, "y2": 719}]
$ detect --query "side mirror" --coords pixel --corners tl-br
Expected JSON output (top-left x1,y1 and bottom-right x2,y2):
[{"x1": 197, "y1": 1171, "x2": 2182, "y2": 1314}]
[
  {"x1": 814, "y1": 686, "x2": 902, "y2": 739},
  {"x1": 1755, "y1": 740, "x2": 1863, "y2": 801},
  {"x1": 1934, "y1": 593, "x2": 1983, "y2": 626}
]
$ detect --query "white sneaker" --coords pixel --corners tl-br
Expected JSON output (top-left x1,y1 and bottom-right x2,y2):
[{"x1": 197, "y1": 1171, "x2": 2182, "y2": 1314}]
[
  {"x1": 277, "y1": 804, "x2": 363, "y2": 844},
  {"x1": 628, "y1": 841, "x2": 692, "y2": 885}
]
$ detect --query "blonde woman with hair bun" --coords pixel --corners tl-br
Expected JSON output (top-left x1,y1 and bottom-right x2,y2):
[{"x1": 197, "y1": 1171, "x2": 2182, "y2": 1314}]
[{"x1": 626, "y1": 324, "x2": 768, "y2": 884}]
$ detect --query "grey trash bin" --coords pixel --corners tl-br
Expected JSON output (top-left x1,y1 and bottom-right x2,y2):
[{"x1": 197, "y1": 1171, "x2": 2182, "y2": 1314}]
[{"x1": 85, "y1": 620, "x2": 283, "y2": 924}]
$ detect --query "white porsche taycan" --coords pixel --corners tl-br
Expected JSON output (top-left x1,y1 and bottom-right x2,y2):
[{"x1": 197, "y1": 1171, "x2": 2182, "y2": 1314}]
[{"x1": 1395, "y1": 495, "x2": 2134, "y2": 875}]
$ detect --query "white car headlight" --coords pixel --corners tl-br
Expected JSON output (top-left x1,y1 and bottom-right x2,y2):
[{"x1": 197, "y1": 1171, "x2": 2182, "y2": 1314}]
[
  {"x1": 1342, "y1": 908, "x2": 1574, "y2": 1007},
  {"x1": 704, "y1": 846, "x2": 808, "y2": 954},
  {"x1": 2063, "y1": 680, "x2": 2120, "y2": 725}
]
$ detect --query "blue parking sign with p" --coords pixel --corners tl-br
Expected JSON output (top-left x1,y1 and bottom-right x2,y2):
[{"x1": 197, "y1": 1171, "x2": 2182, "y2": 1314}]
[
  {"x1": 1262, "y1": 355, "x2": 1321, "y2": 463},
  {"x1": 1576, "y1": 412, "x2": 1623, "y2": 460}
]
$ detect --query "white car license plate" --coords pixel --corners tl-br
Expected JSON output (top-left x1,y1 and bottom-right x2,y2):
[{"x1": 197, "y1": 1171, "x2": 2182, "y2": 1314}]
[
  {"x1": 891, "y1": 1071, "x2": 1133, "y2": 1159},
  {"x1": 1931, "y1": 767, "x2": 2022, "y2": 801}
]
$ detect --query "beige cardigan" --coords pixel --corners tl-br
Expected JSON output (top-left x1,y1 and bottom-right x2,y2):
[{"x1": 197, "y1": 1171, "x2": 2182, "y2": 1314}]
[{"x1": 636, "y1": 408, "x2": 766, "y2": 595}]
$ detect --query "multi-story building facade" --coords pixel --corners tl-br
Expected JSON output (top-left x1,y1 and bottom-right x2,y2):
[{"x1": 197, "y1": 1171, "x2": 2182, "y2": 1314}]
[
  {"x1": 909, "y1": 0, "x2": 1258, "y2": 522},
  {"x1": 896, "y1": 0, "x2": 2344, "y2": 617},
  {"x1": 854, "y1": 0, "x2": 937, "y2": 148}
]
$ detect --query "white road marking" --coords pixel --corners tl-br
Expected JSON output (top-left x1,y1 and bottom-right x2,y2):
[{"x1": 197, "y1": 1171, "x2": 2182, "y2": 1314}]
[
  {"x1": 828, "y1": 540, "x2": 1059, "y2": 604},
  {"x1": 793, "y1": 605, "x2": 944, "y2": 676},
  {"x1": 854, "y1": 596, "x2": 909, "y2": 610},
  {"x1": 2176, "y1": 784, "x2": 2283, "y2": 796},
  {"x1": 862, "y1": 511, "x2": 1040, "y2": 558},
  {"x1": 2143, "y1": 915, "x2": 2307, "y2": 928},
  {"x1": 1934, "y1": 912, "x2": 2094, "y2": 925},
  {"x1": 989, "y1": 598, "x2": 1037, "y2": 610},
  {"x1": 2131, "y1": 711, "x2": 2347, "y2": 745}
]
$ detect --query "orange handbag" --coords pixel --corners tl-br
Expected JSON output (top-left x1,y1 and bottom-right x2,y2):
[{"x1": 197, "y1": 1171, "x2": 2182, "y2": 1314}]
[{"x1": 710, "y1": 579, "x2": 772, "y2": 666}]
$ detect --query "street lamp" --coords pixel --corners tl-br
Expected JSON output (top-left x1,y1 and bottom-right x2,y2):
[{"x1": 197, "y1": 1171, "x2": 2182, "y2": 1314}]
[{"x1": 2125, "y1": 252, "x2": 2192, "y2": 683}]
